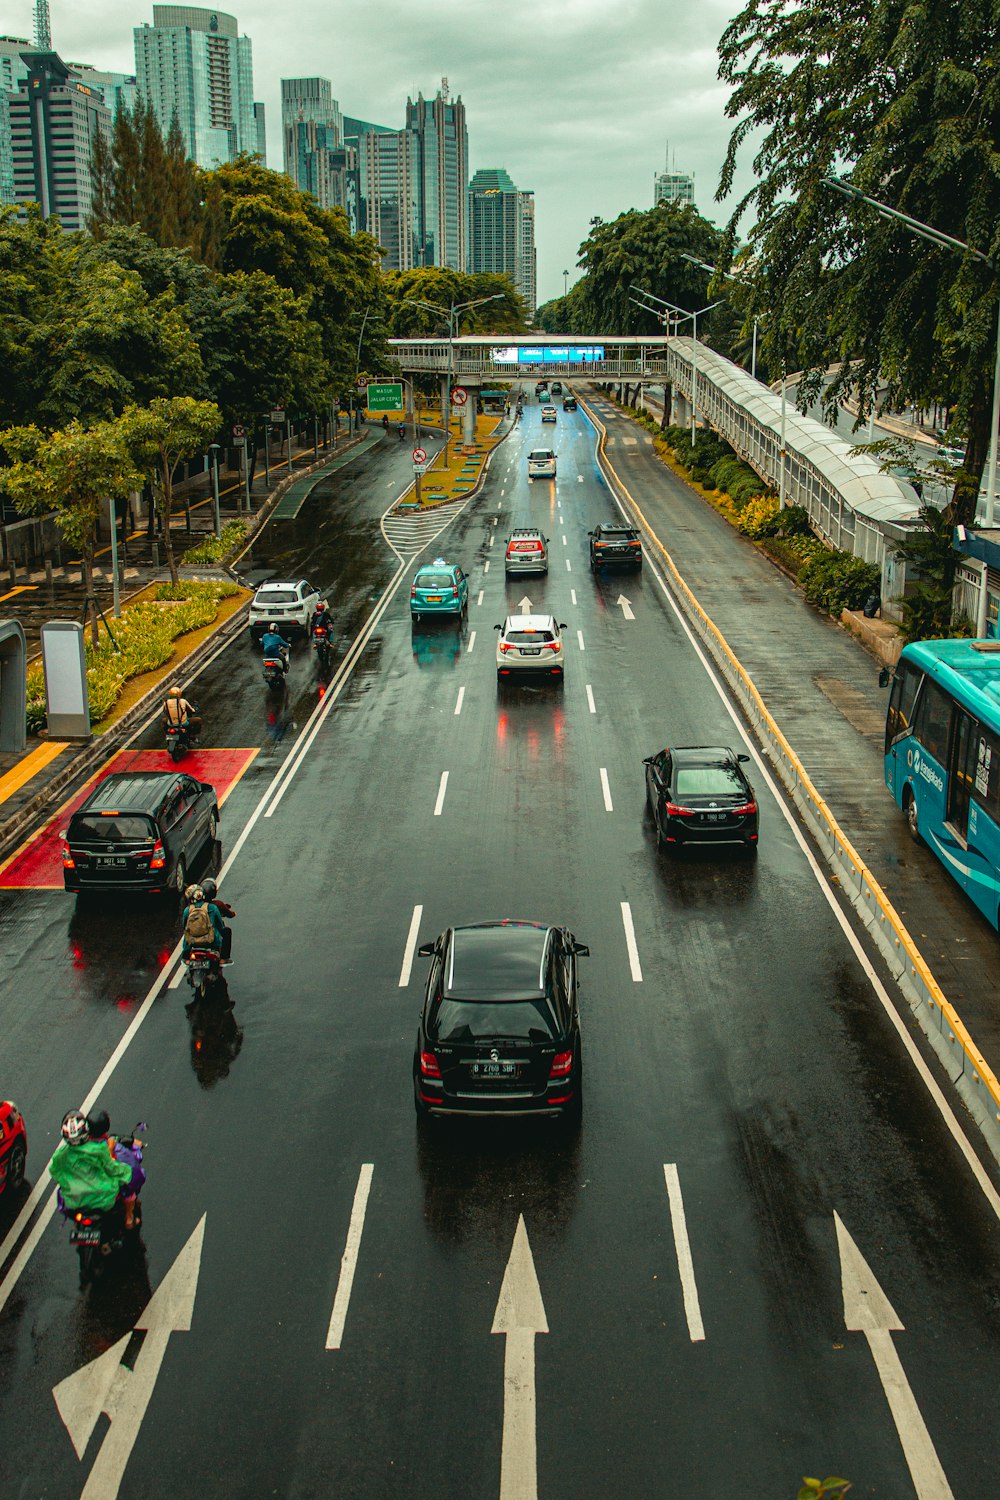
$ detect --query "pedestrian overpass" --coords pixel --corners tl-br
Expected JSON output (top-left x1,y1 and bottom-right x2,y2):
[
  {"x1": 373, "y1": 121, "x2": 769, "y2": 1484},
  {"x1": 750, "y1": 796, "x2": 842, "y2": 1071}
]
[{"x1": 388, "y1": 335, "x2": 670, "y2": 381}]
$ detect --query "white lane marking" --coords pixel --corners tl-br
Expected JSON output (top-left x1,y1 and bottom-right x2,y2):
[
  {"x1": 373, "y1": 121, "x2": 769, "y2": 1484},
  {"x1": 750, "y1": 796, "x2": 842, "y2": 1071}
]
[
  {"x1": 630, "y1": 514, "x2": 1000, "y2": 1221},
  {"x1": 565, "y1": 559, "x2": 572, "y2": 572},
  {"x1": 492, "y1": 1215, "x2": 548, "y2": 1500},
  {"x1": 467, "y1": 630, "x2": 476, "y2": 653},
  {"x1": 454, "y1": 685, "x2": 465, "y2": 716},
  {"x1": 477, "y1": 590, "x2": 484, "y2": 606},
  {"x1": 484, "y1": 561, "x2": 491, "y2": 574},
  {"x1": 325, "y1": 1164, "x2": 374, "y2": 1350},
  {"x1": 398, "y1": 904, "x2": 424, "y2": 987},
  {"x1": 433, "y1": 772, "x2": 449, "y2": 816},
  {"x1": 600, "y1": 768, "x2": 613, "y2": 812},
  {"x1": 386, "y1": 481, "x2": 394, "y2": 487},
  {"x1": 586, "y1": 684, "x2": 596, "y2": 714},
  {"x1": 492, "y1": 516, "x2": 498, "y2": 526},
  {"x1": 663, "y1": 1166, "x2": 705, "y2": 1342},
  {"x1": 617, "y1": 594, "x2": 635, "y2": 620},
  {"x1": 620, "y1": 901, "x2": 643, "y2": 981},
  {"x1": 488, "y1": 534, "x2": 495, "y2": 547},
  {"x1": 561, "y1": 535, "x2": 567, "y2": 546},
  {"x1": 501, "y1": 488, "x2": 506, "y2": 496},
  {"x1": 571, "y1": 589, "x2": 577, "y2": 606},
  {"x1": 577, "y1": 630, "x2": 585, "y2": 651},
  {"x1": 577, "y1": 475, "x2": 584, "y2": 482}
]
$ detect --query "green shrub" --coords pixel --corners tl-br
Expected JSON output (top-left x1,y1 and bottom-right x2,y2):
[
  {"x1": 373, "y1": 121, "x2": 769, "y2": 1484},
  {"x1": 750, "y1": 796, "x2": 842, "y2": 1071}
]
[
  {"x1": 738, "y1": 494, "x2": 782, "y2": 538},
  {"x1": 181, "y1": 518, "x2": 249, "y2": 564},
  {"x1": 779, "y1": 504, "x2": 812, "y2": 537},
  {"x1": 800, "y1": 552, "x2": 881, "y2": 615}
]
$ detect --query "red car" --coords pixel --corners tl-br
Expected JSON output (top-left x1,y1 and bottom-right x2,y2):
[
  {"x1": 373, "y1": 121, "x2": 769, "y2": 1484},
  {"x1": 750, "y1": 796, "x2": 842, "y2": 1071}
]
[{"x1": 0, "y1": 1101, "x2": 27, "y2": 1196}]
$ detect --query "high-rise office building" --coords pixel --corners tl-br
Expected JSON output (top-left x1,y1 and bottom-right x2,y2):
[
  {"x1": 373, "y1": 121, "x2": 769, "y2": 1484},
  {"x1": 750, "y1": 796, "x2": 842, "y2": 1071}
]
[
  {"x1": 253, "y1": 100, "x2": 266, "y2": 163},
  {"x1": 9, "y1": 52, "x2": 111, "y2": 230},
  {"x1": 63, "y1": 63, "x2": 137, "y2": 118},
  {"x1": 360, "y1": 128, "x2": 418, "y2": 271},
  {"x1": 469, "y1": 167, "x2": 536, "y2": 314},
  {"x1": 0, "y1": 37, "x2": 32, "y2": 95},
  {"x1": 653, "y1": 169, "x2": 695, "y2": 209},
  {"x1": 281, "y1": 78, "x2": 358, "y2": 228},
  {"x1": 405, "y1": 84, "x2": 468, "y2": 270},
  {"x1": 134, "y1": 6, "x2": 256, "y2": 169},
  {"x1": 0, "y1": 93, "x2": 13, "y2": 206}
]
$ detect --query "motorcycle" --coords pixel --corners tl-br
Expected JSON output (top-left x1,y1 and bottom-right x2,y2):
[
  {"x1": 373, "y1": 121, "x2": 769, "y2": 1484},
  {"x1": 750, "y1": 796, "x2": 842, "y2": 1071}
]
[
  {"x1": 262, "y1": 654, "x2": 287, "y2": 689},
  {"x1": 60, "y1": 1125, "x2": 146, "y2": 1289},
  {"x1": 164, "y1": 720, "x2": 197, "y2": 762},
  {"x1": 311, "y1": 623, "x2": 332, "y2": 672},
  {"x1": 184, "y1": 946, "x2": 226, "y2": 1003}
]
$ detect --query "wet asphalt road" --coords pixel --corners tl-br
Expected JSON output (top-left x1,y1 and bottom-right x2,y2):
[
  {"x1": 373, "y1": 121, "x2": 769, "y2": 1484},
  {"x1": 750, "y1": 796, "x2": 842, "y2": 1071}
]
[{"x1": 2, "y1": 402, "x2": 1000, "y2": 1499}]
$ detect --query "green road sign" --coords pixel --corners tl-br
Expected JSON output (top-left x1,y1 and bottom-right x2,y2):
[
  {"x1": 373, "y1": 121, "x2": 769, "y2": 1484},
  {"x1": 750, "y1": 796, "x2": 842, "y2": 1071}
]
[{"x1": 366, "y1": 383, "x2": 403, "y2": 411}]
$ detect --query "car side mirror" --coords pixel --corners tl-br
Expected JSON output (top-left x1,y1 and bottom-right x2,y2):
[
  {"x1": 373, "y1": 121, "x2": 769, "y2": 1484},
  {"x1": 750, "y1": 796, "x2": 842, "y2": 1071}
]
[
  {"x1": 493, "y1": 624, "x2": 502, "y2": 631},
  {"x1": 573, "y1": 942, "x2": 590, "y2": 957},
  {"x1": 642, "y1": 757, "x2": 652, "y2": 766},
  {"x1": 878, "y1": 666, "x2": 892, "y2": 688},
  {"x1": 737, "y1": 754, "x2": 750, "y2": 763},
  {"x1": 416, "y1": 942, "x2": 435, "y2": 957},
  {"x1": 559, "y1": 622, "x2": 568, "y2": 630},
  {"x1": 587, "y1": 531, "x2": 594, "y2": 537}
]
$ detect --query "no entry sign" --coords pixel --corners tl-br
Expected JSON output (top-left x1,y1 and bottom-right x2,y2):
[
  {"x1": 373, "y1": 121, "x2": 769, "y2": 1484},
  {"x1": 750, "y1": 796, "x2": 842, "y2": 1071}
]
[
  {"x1": 451, "y1": 387, "x2": 468, "y2": 407},
  {"x1": 412, "y1": 447, "x2": 427, "y2": 464}
]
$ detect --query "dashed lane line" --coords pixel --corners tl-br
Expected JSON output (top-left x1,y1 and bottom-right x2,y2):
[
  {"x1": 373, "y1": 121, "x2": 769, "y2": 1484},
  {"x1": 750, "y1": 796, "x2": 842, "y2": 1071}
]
[
  {"x1": 398, "y1": 905, "x2": 423, "y2": 987},
  {"x1": 467, "y1": 631, "x2": 476, "y2": 653},
  {"x1": 600, "y1": 768, "x2": 613, "y2": 812},
  {"x1": 577, "y1": 631, "x2": 585, "y2": 651},
  {"x1": 454, "y1": 686, "x2": 466, "y2": 716},
  {"x1": 586, "y1": 684, "x2": 596, "y2": 714},
  {"x1": 433, "y1": 772, "x2": 449, "y2": 817},
  {"x1": 621, "y1": 901, "x2": 643, "y2": 981},
  {"x1": 663, "y1": 1165, "x2": 705, "y2": 1342},
  {"x1": 325, "y1": 1164, "x2": 374, "y2": 1351}
]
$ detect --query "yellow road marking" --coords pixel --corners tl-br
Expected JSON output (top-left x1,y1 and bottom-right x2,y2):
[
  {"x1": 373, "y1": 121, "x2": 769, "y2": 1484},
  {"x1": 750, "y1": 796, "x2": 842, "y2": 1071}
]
[
  {"x1": 0, "y1": 739, "x2": 69, "y2": 807},
  {"x1": 0, "y1": 585, "x2": 38, "y2": 602}
]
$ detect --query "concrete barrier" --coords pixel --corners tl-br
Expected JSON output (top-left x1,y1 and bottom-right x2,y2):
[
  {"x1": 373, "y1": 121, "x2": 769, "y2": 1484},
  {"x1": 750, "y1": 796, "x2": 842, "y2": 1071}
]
[{"x1": 579, "y1": 392, "x2": 1000, "y2": 1167}]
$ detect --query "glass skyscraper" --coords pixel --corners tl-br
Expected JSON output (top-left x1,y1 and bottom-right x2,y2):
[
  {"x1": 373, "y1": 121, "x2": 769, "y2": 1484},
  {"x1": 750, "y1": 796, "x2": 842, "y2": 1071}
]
[
  {"x1": 469, "y1": 167, "x2": 536, "y2": 314},
  {"x1": 134, "y1": 6, "x2": 258, "y2": 168},
  {"x1": 405, "y1": 86, "x2": 468, "y2": 271}
]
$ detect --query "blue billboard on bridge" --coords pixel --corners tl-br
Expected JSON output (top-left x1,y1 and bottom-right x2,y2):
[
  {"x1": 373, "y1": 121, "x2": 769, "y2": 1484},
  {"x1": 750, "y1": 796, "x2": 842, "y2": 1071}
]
[{"x1": 491, "y1": 345, "x2": 606, "y2": 365}]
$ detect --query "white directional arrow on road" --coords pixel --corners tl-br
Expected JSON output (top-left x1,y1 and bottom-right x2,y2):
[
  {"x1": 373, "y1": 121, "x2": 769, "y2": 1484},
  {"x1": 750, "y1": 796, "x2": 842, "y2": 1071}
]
[
  {"x1": 616, "y1": 595, "x2": 635, "y2": 620},
  {"x1": 835, "y1": 1213, "x2": 954, "y2": 1500},
  {"x1": 53, "y1": 1214, "x2": 207, "y2": 1498},
  {"x1": 516, "y1": 596, "x2": 533, "y2": 614},
  {"x1": 492, "y1": 1215, "x2": 548, "y2": 1500}
]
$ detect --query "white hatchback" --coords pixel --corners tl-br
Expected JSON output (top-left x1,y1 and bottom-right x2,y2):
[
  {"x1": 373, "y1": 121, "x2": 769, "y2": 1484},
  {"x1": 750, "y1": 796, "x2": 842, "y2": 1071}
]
[
  {"x1": 495, "y1": 614, "x2": 568, "y2": 682},
  {"x1": 249, "y1": 578, "x2": 320, "y2": 640}
]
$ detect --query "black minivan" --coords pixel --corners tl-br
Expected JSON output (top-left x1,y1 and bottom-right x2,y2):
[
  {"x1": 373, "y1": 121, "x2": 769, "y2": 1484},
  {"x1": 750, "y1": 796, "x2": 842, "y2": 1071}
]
[
  {"x1": 62, "y1": 771, "x2": 219, "y2": 897},
  {"x1": 413, "y1": 920, "x2": 589, "y2": 1123}
]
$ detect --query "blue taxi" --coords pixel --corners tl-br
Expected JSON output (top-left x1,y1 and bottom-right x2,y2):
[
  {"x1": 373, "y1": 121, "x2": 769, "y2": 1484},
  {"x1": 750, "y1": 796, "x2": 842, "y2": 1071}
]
[{"x1": 410, "y1": 558, "x2": 469, "y2": 621}]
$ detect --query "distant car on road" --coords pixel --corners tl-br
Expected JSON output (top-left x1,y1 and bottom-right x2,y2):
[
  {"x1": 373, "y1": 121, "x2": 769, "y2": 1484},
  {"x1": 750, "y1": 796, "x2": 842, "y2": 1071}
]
[
  {"x1": 410, "y1": 558, "x2": 468, "y2": 621},
  {"x1": 541, "y1": 405, "x2": 557, "y2": 423},
  {"x1": 249, "y1": 579, "x2": 320, "y2": 641},
  {"x1": 504, "y1": 528, "x2": 549, "y2": 575},
  {"x1": 62, "y1": 770, "x2": 220, "y2": 897},
  {"x1": 0, "y1": 1101, "x2": 26, "y2": 1197},
  {"x1": 550, "y1": 381, "x2": 563, "y2": 396},
  {"x1": 413, "y1": 920, "x2": 589, "y2": 1123},
  {"x1": 643, "y1": 745, "x2": 759, "y2": 853},
  {"x1": 563, "y1": 395, "x2": 577, "y2": 411},
  {"x1": 495, "y1": 614, "x2": 567, "y2": 681},
  {"x1": 589, "y1": 523, "x2": 642, "y2": 571},
  {"x1": 527, "y1": 449, "x2": 556, "y2": 480}
]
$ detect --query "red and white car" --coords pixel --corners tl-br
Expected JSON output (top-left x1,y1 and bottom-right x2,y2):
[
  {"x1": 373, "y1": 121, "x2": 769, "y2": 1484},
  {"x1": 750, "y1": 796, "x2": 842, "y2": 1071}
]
[{"x1": 0, "y1": 1100, "x2": 27, "y2": 1197}]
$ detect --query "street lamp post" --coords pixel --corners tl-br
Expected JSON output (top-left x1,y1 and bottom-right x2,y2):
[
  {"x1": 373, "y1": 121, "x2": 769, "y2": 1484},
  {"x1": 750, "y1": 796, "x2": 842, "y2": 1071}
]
[
  {"x1": 632, "y1": 286, "x2": 725, "y2": 441},
  {"x1": 822, "y1": 174, "x2": 1000, "y2": 524},
  {"x1": 563, "y1": 269, "x2": 569, "y2": 297},
  {"x1": 208, "y1": 443, "x2": 221, "y2": 536}
]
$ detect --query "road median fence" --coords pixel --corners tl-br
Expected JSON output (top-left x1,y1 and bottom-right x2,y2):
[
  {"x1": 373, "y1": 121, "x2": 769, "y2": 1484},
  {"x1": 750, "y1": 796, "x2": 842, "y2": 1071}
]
[{"x1": 580, "y1": 392, "x2": 1000, "y2": 1167}]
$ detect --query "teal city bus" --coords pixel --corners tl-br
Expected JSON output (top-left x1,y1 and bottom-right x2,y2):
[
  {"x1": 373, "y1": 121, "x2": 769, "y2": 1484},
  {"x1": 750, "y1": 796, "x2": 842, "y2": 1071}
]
[{"x1": 885, "y1": 638, "x2": 1000, "y2": 929}]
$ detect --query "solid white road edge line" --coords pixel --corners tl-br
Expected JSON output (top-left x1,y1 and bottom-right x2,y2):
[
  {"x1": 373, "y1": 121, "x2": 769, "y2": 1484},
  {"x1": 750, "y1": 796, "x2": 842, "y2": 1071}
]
[
  {"x1": 454, "y1": 686, "x2": 465, "y2": 716},
  {"x1": 620, "y1": 901, "x2": 643, "y2": 981},
  {"x1": 467, "y1": 631, "x2": 476, "y2": 653},
  {"x1": 586, "y1": 684, "x2": 596, "y2": 714},
  {"x1": 663, "y1": 1164, "x2": 706, "y2": 1342},
  {"x1": 433, "y1": 772, "x2": 449, "y2": 817},
  {"x1": 398, "y1": 904, "x2": 424, "y2": 987},
  {"x1": 325, "y1": 1164, "x2": 374, "y2": 1350},
  {"x1": 600, "y1": 768, "x2": 613, "y2": 812},
  {"x1": 629, "y1": 509, "x2": 1000, "y2": 1220}
]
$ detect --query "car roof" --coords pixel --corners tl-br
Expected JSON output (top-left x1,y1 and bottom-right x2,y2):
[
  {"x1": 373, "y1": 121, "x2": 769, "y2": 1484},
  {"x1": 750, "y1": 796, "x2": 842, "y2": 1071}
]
[
  {"x1": 504, "y1": 614, "x2": 557, "y2": 630},
  {"x1": 509, "y1": 527, "x2": 544, "y2": 536},
  {"x1": 446, "y1": 921, "x2": 550, "y2": 1000},
  {"x1": 596, "y1": 523, "x2": 638, "y2": 532},
  {"x1": 528, "y1": 450, "x2": 554, "y2": 458},
  {"x1": 75, "y1": 771, "x2": 192, "y2": 815},
  {"x1": 668, "y1": 746, "x2": 740, "y2": 764}
]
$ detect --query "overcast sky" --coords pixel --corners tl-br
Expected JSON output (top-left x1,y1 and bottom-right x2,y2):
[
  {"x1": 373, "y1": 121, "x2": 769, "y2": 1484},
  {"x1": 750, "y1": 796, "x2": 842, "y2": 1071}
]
[{"x1": 9, "y1": 0, "x2": 754, "y2": 303}]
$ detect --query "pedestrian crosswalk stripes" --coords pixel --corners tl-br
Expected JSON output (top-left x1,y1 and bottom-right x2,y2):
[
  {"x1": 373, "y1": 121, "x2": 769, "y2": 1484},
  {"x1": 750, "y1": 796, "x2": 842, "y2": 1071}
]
[{"x1": 381, "y1": 494, "x2": 476, "y2": 560}]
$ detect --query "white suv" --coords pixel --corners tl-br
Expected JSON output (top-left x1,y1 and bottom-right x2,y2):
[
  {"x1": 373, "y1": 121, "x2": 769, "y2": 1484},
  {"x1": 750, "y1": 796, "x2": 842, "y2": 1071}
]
[
  {"x1": 495, "y1": 614, "x2": 568, "y2": 681},
  {"x1": 527, "y1": 448, "x2": 556, "y2": 479},
  {"x1": 249, "y1": 579, "x2": 320, "y2": 641}
]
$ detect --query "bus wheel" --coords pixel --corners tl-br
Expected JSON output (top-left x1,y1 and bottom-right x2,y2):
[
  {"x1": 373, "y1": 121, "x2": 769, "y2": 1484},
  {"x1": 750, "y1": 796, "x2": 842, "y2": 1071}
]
[{"x1": 904, "y1": 790, "x2": 923, "y2": 845}]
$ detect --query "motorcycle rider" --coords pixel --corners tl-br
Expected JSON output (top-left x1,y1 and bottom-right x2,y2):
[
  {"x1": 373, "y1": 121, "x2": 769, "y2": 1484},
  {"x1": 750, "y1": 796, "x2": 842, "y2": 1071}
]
[
  {"x1": 86, "y1": 1109, "x2": 145, "y2": 1226},
  {"x1": 201, "y1": 878, "x2": 234, "y2": 962},
  {"x1": 260, "y1": 622, "x2": 290, "y2": 674},
  {"x1": 49, "y1": 1111, "x2": 138, "y2": 1230},
  {"x1": 162, "y1": 685, "x2": 200, "y2": 738},
  {"x1": 181, "y1": 883, "x2": 225, "y2": 960},
  {"x1": 308, "y1": 598, "x2": 333, "y2": 639},
  {"x1": 398, "y1": 422, "x2": 406, "y2": 441},
  {"x1": 381, "y1": 413, "x2": 389, "y2": 431}
]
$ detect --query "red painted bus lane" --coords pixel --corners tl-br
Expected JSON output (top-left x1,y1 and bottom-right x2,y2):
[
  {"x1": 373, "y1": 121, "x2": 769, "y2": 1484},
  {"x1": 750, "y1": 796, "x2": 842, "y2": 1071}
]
[{"x1": 0, "y1": 748, "x2": 259, "y2": 889}]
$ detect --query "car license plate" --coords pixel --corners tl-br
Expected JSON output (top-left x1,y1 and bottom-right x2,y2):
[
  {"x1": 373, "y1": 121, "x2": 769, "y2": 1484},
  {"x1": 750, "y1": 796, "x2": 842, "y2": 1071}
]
[
  {"x1": 71, "y1": 1226, "x2": 101, "y2": 1246},
  {"x1": 703, "y1": 813, "x2": 726, "y2": 823},
  {"x1": 95, "y1": 855, "x2": 128, "y2": 866},
  {"x1": 425, "y1": 596, "x2": 442, "y2": 602},
  {"x1": 472, "y1": 1061, "x2": 518, "y2": 1077},
  {"x1": 520, "y1": 648, "x2": 540, "y2": 656}
]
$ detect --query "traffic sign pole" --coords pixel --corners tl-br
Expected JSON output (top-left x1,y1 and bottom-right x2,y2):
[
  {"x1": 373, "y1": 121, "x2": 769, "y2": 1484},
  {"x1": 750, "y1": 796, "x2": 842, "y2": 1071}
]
[{"x1": 243, "y1": 437, "x2": 250, "y2": 511}]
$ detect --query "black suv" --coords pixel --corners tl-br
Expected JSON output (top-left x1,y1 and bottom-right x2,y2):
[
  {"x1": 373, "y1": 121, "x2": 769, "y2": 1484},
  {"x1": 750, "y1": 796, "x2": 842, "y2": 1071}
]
[
  {"x1": 413, "y1": 920, "x2": 589, "y2": 1122},
  {"x1": 563, "y1": 395, "x2": 578, "y2": 411},
  {"x1": 589, "y1": 524, "x2": 642, "y2": 570},
  {"x1": 62, "y1": 771, "x2": 219, "y2": 897}
]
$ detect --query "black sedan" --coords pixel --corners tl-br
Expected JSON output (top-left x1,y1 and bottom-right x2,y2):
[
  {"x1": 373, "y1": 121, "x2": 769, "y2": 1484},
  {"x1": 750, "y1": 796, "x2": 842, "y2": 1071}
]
[
  {"x1": 643, "y1": 745, "x2": 758, "y2": 852},
  {"x1": 413, "y1": 920, "x2": 589, "y2": 1123}
]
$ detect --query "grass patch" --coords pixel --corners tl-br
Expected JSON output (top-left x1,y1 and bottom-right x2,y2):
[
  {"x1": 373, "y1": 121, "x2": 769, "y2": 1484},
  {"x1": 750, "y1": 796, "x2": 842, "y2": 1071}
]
[{"x1": 181, "y1": 518, "x2": 249, "y2": 564}]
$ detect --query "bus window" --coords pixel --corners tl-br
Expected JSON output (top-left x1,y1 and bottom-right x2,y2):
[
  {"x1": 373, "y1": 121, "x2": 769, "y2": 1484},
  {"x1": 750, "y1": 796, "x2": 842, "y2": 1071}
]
[
  {"x1": 911, "y1": 678, "x2": 952, "y2": 766},
  {"x1": 886, "y1": 660, "x2": 921, "y2": 752},
  {"x1": 947, "y1": 708, "x2": 975, "y2": 841}
]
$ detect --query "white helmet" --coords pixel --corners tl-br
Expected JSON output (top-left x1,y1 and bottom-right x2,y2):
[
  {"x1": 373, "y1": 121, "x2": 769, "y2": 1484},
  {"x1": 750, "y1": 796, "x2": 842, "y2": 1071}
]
[{"x1": 61, "y1": 1110, "x2": 89, "y2": 1145}]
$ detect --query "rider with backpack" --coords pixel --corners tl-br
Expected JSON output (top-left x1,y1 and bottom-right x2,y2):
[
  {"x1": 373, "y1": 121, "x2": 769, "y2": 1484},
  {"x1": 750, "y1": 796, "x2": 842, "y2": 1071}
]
[{"x1": 181, "y1": 885, "x2": 225, "y2": 960}]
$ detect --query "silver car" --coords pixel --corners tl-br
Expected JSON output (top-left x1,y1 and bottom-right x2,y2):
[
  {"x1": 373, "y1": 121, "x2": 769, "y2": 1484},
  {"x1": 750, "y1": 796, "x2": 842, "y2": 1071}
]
[
  {"x1": 527, "y1": 448, "x2": 557, "y2": 479},
  {"x1": 495, "y1": 614, "x2": 568, "y2": 681},
  {"x1": 504, "y1": 528, "x2": 548, "y2": 574}
]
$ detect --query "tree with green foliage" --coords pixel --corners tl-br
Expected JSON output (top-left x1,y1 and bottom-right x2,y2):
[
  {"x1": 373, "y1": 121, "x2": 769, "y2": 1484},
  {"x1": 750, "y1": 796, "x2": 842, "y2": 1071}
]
[
  {"x1": 119, "y1": 397, "x2": 221, "y2": 585},
  {"x1": 717, "y1": 0, "x2": 1000, "y2": 526},
  {"x1": 1, "y1": 419, "x2": 143, "y2": 644},
  {"x1": 383, "y1": 268, "x2": 528, "y2": 337},
  {"x1": 90, "y1": 96, "x2": 201, "y2": 252}
]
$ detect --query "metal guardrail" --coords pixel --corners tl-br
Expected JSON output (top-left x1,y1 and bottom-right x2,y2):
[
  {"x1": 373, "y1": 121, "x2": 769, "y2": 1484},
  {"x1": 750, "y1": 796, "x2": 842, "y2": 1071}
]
[{"x1": 580, "y1": 392, "x2": 1000, "y2": 1169}]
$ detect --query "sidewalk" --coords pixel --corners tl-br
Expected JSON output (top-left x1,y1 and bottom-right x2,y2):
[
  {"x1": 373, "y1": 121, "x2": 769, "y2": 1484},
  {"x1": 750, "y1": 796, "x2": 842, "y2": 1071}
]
[
  {"x1": 583, "y1": 384, "x2": 1000, "y2": 1095},
  {"x1": 0, "y1": 422, "x2": 379, "y2": 836}
]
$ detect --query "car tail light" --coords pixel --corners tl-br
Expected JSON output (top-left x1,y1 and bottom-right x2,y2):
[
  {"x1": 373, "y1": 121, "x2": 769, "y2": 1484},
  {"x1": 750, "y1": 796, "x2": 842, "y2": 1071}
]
[
  {"x1": 629, "y1": 540, "x2": 641, "y2": 547},
  {"x1": 665, "y1": 803, "x2": 695, "y2": 817},
  {"x1": 548, "y1": 1050, "x2": 573, "y2": 1079},
  {"x1": 419, "y1": 1051, "x2": 441, "y2": 1079},
  {"x1": 499, "y1": 642, "x2": 515, "y2": 654},
  {"x1": 733, "y1": 801, "x2": 757, "y2": 816},
  {"x1": 149, "y1": 840, "x2": 166, "y2": 870},
  {"x1": 410, "y1": 586, "x2": 417, "y2": 597},
  {"x1": 61, "y1": 834, "x2": 75, "y2": 870},
  {"x1": 594, "y1": 541, "x2": 606, "y2": 549},
  {"x1": 544, "y1": 641, "x2": 562, "y2": 652}
]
